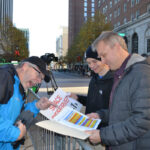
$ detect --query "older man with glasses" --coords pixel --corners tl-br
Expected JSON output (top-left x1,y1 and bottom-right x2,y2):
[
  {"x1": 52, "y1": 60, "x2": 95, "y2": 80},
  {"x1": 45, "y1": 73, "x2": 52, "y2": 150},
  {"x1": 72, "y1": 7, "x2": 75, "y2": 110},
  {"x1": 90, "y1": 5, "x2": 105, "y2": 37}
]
[{"x1": 0, "y1": 56, "x2": 56, "y2": 150}]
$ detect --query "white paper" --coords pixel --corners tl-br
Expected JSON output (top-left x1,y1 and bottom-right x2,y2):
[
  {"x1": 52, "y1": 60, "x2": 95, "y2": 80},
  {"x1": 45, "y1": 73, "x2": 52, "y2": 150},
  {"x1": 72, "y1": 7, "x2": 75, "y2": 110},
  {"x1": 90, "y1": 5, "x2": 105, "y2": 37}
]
[
  {"x1": 40, "y1": 88, "x2": 83, "y2": 120},
  {"x1": 37, "y1": 88, "x2": 101, "y2": 139}
]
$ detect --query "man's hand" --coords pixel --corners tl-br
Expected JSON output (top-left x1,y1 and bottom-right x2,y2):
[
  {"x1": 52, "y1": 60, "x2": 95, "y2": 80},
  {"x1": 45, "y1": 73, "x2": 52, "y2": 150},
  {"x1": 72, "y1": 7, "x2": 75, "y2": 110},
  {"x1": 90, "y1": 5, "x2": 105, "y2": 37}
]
[
  {"x1": 36, "y1": 97, "x2": 57, "y2": 110},
  {"x1": 85, "y1": 130, "x2": 101, "y2": 144},
  {"x1": 86, "y1": 113, "x2": 100, "y2": 119},
  {"x1": 16, "y1": 121, "x2": 26, "y2": 141},
  {"x1": 69, "y1": 93, "x2": 78, "y2": 100}
]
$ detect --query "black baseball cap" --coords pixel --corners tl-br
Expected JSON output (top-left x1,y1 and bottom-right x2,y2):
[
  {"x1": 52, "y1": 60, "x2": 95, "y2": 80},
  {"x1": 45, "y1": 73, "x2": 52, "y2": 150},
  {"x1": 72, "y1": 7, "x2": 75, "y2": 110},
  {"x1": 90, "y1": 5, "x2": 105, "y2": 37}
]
[
  {"x1": 84, "y1": 46, "x2": 101, "y2": 61},
  {"x1": 22, "y1": 56, "x2": 50, "y2": 82}
]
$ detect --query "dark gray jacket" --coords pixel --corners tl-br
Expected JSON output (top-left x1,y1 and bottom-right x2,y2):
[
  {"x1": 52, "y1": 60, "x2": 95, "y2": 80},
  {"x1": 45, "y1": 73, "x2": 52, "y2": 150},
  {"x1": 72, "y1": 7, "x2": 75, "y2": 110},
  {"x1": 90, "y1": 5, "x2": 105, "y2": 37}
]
[{"x1": 98, "y1": 54, "x2": 150, "y2": 150}]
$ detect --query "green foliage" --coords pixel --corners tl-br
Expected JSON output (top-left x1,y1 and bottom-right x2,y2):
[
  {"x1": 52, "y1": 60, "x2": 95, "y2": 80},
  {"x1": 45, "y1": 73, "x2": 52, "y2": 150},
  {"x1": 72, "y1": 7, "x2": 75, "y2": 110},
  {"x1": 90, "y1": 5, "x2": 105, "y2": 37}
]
[
  {"x1": 0, "y1": 18, "x2": 29, "y2": 62},
  {"x1": 66, "y1": 11, "x2": 113, "y2": 64}
]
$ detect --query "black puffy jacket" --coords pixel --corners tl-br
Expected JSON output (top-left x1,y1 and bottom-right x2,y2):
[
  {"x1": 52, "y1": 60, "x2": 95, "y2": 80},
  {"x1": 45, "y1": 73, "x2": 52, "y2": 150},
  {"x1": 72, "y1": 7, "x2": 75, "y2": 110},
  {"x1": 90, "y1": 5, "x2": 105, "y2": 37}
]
[{"x1": 78, "y1": 71, "x2": 113, "y2": 127}]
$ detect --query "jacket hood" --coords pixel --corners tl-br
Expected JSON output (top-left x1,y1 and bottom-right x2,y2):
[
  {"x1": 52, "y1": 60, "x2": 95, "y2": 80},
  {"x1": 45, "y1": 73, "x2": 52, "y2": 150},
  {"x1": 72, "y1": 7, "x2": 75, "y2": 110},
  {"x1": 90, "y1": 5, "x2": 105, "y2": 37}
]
[{"x1": 126, "y1": 53, "x2": 146, "y2": 69}]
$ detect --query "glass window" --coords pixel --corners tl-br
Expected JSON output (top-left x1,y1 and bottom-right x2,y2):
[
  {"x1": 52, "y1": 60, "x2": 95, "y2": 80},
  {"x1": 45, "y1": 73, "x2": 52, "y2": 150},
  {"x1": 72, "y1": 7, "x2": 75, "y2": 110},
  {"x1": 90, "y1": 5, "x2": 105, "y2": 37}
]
[
  {"x1": 105, "y1": 17, "x2": 108, "y2": 23},
  {"x1": 131, "y1": 13, "x2": 134, "y2": 20},
  {"x1": 110, "y1": 1, "x2": 112, "y2": 8},
  {"x1": 147, "y1": 39, "x2": 150, "y2": 53},
  {"x1": 98, "y1": 0, "x2": 101, "y2": 7},
  {"x1": 118, "y1": 7, "x2": 120, "y2": 16},
  {"x1": 123, "y1": 18, "x2": 127, "y2": 23},
  {"x1": 114, "y1": 10, "x2": 117, "y2": 18},
  {"x1": 84, "y1": 12, "x2": 87, "y2": 17},
  {"x1": 109, "y1": 13, "x2": 112, "y2": 21},
  {"x1": 84, "y1": 2, "x2": 87, "y2": 7},
  {"x1": 136, "y1": 0, "x2": 140, "y2": 4},
  {"x1": 91, "y1": 12, "x2": 95, "y2": 17},
  {"x1": 124, "y1": 3, "x2": 127, "y2": 12},
  {"x1": 91, "y1": 0, "x2": 95, "y2": 2},
  {"x1": 91, "y1": 7, "x2": 95, "y2": 12},
  {"x1": 84, "y1": 7, "x2": 87, "y2": 12},
  {"x1": 136, "y1": 10, "x2": 140, "y2": 18},
  {"x1": 131, "y1": 0, "x2": 134, "y2": 7},
  {"x1": 91, "y1": 3, "x2": 95, "y2": 7}
]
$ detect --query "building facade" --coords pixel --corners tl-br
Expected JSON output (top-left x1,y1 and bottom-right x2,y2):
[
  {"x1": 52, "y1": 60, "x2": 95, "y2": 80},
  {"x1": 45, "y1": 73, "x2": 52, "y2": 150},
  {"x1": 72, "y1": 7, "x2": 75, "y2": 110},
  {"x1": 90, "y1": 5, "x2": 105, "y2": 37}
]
[
  {"x1": 68, "y1": 0, "x2": 98, "y2": 48},
  {"x1": 0, "y1": 0, "x2": 13, "y2": 24},
  {"x1": 56, "y1": 27, "x2": 68, "y2": 58},
  {"x1": 98, "y1": 0, "x2": 150, "y2": 54}
]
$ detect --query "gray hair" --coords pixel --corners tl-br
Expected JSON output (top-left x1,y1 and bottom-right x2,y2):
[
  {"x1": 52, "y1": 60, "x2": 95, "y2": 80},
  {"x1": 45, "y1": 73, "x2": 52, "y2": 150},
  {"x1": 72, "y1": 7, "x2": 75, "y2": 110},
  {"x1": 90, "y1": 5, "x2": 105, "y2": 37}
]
[
  {"x1": 92, "y1": 31, "x2": 128, "y2": 52},
  {"x1": 16, "y1": 61, "x2": 37, "y2": 69}
]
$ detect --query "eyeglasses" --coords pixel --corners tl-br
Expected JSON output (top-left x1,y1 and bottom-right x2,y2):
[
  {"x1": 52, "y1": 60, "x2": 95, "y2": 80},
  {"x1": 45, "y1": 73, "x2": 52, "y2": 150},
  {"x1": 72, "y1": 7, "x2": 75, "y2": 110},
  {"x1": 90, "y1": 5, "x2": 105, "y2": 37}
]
[{"x1": 31, "y1": 66, "x2": 44, "y2": 80}]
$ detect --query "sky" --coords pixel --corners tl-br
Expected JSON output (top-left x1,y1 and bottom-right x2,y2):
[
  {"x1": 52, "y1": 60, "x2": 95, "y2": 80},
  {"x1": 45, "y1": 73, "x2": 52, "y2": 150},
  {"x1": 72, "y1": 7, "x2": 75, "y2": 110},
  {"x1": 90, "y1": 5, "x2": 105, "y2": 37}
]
[{"x1": 13, "y1": 0, "x2": 68, "y2": 57}]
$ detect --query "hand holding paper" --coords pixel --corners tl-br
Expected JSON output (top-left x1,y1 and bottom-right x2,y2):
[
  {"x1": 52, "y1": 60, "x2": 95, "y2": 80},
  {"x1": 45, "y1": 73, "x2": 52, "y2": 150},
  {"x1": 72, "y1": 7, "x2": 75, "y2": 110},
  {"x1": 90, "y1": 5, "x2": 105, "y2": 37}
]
[{"x1": 36, "y1": 97, "x2": 57, "y2": 110}]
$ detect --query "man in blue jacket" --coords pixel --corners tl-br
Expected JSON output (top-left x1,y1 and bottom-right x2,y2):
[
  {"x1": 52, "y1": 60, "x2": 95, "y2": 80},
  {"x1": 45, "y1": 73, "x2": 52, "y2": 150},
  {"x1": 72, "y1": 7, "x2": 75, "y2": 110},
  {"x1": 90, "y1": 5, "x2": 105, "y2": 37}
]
[
  {"x1": 0, "y1": 56, "x2": 56, "y2": 150},
  {"x1": 86, "y1": 31, "x2": 150, "y2": 150}
]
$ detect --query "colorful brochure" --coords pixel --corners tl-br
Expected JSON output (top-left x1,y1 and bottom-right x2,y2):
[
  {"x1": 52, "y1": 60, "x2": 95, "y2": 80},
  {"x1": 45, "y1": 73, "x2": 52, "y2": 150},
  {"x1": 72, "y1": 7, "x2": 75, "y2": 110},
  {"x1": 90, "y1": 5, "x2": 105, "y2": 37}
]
[{"x1": 36, "y1": 88, "x2": 101, "y2": 139}]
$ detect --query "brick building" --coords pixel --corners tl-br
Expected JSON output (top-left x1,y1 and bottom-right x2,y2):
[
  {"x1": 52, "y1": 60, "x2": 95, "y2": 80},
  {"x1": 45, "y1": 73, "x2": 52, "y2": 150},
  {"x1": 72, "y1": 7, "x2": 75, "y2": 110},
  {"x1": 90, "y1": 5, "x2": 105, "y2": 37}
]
[{"x1": 69, "y1": 0, "x2": 150, "y2": 54}]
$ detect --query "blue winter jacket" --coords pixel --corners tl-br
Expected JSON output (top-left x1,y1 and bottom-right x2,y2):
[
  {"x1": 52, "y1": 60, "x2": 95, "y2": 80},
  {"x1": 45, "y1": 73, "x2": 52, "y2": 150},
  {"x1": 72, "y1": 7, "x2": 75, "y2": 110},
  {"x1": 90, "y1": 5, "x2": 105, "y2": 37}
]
[{"x1": 0, "y1": 65, "x2": 39, "y2": 150}]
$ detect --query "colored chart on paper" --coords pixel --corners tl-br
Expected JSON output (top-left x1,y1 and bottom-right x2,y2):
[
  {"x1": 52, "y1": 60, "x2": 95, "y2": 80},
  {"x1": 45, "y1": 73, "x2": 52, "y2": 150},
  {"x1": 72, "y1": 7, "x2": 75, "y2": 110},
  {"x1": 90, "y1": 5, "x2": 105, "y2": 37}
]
[{"x1": 64, "y1": 111, "x2": 98, "y2": 129}]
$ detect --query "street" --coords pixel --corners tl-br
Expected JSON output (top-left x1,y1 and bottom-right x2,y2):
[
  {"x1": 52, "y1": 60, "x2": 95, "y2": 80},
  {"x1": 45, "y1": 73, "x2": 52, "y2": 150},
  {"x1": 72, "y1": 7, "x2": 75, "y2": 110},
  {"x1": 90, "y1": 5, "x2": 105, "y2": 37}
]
[{"x1": 39, "y1": 71, "x2": 90, "y2": 96}]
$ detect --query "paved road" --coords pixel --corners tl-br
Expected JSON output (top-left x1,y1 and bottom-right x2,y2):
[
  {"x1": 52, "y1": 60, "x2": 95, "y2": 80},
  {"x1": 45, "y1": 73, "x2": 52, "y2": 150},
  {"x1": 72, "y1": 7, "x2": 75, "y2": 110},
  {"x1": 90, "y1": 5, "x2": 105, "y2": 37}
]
[{"x1": 20, "y1": 71, "x2": 90, "y2": 150}]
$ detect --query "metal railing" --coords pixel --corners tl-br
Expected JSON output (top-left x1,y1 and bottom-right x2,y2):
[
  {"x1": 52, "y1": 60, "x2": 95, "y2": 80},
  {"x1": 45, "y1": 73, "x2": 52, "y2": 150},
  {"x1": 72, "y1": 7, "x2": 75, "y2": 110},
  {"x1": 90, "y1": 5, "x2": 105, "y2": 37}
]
[{"x1": 26, "y1": 89, "x2": 92, "y2": 150}]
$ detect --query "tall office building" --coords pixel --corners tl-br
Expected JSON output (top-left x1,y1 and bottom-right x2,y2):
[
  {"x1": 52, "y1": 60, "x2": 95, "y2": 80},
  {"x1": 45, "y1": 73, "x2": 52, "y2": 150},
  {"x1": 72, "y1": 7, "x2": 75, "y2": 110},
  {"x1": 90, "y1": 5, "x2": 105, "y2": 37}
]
[
  {"x1": 0, "y1": 0, "x2": 13, "y2": 24},
  {"x1": 98, "y1": 0, "x2": 150, "y2": 54},
  {"x1": 68, "y1": 0, "x2": 98, "y2": 48},
  {"x1": 56, "y1": 27, "x2": 68, "y2": 58}
]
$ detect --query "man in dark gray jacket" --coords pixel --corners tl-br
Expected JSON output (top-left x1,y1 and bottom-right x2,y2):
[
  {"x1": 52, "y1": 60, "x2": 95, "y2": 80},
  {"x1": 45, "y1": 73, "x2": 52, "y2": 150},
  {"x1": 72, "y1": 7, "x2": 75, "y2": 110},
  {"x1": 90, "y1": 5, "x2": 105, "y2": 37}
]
[{"x1": 86, "y1": 31, "x2": 150, "y2": 150}]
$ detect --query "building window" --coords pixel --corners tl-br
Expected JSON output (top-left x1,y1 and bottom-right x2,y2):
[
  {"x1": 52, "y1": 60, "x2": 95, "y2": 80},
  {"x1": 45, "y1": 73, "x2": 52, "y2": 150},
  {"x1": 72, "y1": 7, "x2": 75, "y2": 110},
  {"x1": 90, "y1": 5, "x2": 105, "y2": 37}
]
[
  {"x1": 132, "y1": 33, "x2": 138, "y2": 53},
  {"x1": 114, "y1": 10, "x2": 117, "y2": 18},
  {"x1": 84, "y1": 12, "x2": 87, "y2": 17},
  {"x1": 131, "y1": 13, "x2": 134, "y2": 21},
  {"x1": 124, "y1": 3, "x2": 127, "y2": 12},
  {"x1": 123, "y1": 18, "x2": 127, "y2": 23},
  {"x1": 84, "y1": 7, "x2": 87, "y2": 12},
  {"x1": 109, "y1": 13, "x2": 112, "y2": 21},
  {"x1": 110, "y1": 1, "x2": 112, "y2": 8},
  {"x1": 136, "y1": 0, "x2": 140, "y2": 4},
  {"x1": 105, "y1": 16, "x2": 108, "y2": 23},
  {"x1": 114, "y1": 0, "x2": 118, "y2": 4},
  {"x1": 118, "y1": 7, "x2": 120, "y2": 16},
  {"x1": 131, "y1": 0, "x2": 135, "y2": 7},
  {"x1": 84, "y1": 2, "x2": 87, "y2": 7},
  {"x1": 91, "y1": 0, "x2": 95, "y2": 2},
  {"x1": 84, "y1": 16, "x2": 87, "y2": 22},
  {"x1": 91, "y1": 3, "x2": 95, "y2": 7},
  {"x1": 136, "y1": 10, "x2": 140, "y2": 18},
  {"x1": 91, "y1": 7, "x2": 95, "y2": 12},
  {"x1": 98, "y1": 0, "x2": 101, "y2": 7},
  {"x1": 147, "y1": 39, "x2": 150, "y2": 53},
  {"x1": 91, "y1": 12, "x2": 95, "y2": 17}
]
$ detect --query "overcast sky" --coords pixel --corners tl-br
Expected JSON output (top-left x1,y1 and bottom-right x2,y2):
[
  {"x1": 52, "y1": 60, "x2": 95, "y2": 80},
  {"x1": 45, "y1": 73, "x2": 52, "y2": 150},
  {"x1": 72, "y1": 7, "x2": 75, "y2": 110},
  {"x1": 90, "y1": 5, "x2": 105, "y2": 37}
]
[{"x1": 13, "y1": 0, "x2": 68, "y2": 57}]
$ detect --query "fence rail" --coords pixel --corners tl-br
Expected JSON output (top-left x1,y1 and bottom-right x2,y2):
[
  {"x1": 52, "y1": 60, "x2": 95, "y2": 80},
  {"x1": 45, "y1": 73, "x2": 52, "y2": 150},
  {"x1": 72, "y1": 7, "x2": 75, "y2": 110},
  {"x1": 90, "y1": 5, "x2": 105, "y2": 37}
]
[{"x1": 27, "y1": 89, "x2": 92, "y2": 150}]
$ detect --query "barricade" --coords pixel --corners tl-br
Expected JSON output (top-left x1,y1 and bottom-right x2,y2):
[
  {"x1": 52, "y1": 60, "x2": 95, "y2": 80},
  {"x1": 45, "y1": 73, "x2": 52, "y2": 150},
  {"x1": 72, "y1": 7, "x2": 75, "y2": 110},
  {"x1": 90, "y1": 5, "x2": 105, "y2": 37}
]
[{"x1": 26, "y1": 89, "x2": 92, "y2": 150}]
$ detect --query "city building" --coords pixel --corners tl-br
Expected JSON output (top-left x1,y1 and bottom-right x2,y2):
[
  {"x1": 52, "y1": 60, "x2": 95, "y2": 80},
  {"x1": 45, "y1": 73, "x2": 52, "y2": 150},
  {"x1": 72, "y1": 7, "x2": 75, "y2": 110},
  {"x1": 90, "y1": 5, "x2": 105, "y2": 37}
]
[
  {"x1": 19, "y1": 28, "x2": 30, "y2": 52},
  {"x1": 0, "y1": 0, "x2": 13, "y2": 54},
  {"x1": 68, "y1": 0, "x2": 98, "y2": 48},
  {"x1": 0, "y1": 0, "x2": 13, "y2": 24},
  {"x1": 98, "y1": 0, "x2": 150, "y2": 54},
  {"x1": 56, "y1": 26, "x2": 68, "y2": 58},
  {"x1": 68, "y1": 0, "x2": 150, "y2": 54}
]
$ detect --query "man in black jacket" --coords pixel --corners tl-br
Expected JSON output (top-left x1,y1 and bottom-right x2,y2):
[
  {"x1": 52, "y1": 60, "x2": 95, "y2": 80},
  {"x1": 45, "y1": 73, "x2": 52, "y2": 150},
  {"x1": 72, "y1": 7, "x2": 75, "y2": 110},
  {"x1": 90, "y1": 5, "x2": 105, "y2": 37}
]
[
  {"x1": 86, "y1": 31, "x2": 150, "y2": 150},
  {"x1": 70, "y1": 46, "x2": 113, "y2": 150}
]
